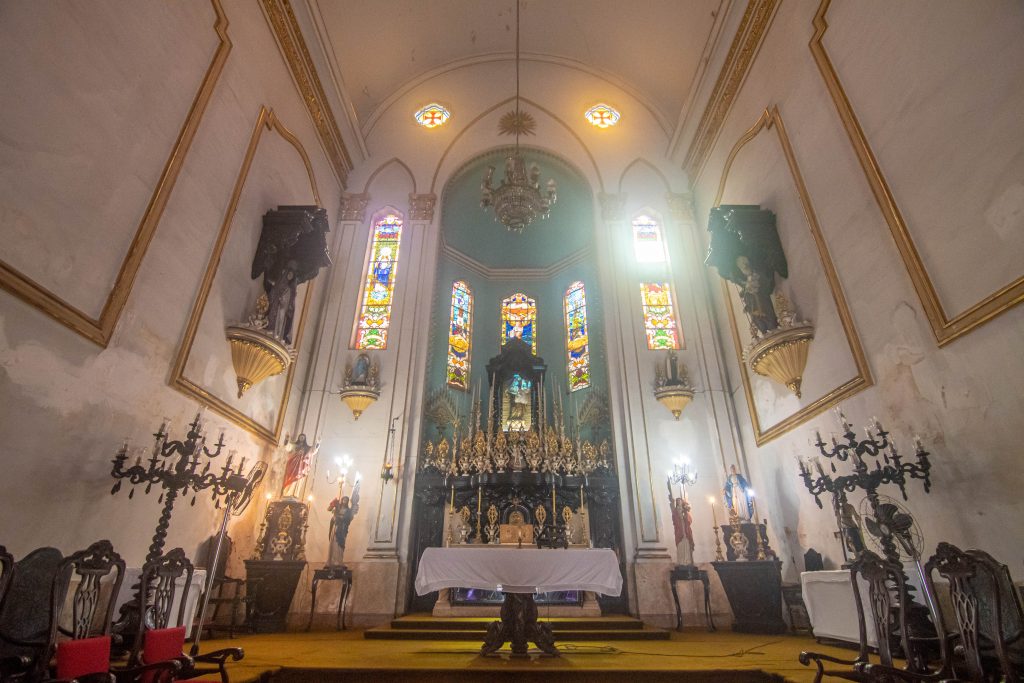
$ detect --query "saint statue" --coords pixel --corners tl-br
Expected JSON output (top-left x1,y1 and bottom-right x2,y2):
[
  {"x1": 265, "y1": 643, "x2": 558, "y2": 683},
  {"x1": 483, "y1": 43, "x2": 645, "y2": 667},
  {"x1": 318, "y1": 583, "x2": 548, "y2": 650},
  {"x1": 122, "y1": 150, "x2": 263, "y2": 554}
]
[
  {"x1": 669, "y1": 494, "x2": 695, "y2": 566},
  {"x1": 327, "y1": 480, "x2": 360, "y2": 566},
  {"x1": 281, "y1": 433, "x2": 320, "y2": 499},
  {"x1": 723, "y1": 464, "x2": 754, "y2": 520},
  {"x1": 705, "y1": 205, "x2": 789, "y2": 337},
  {"x1": 251, "y1": 206, "x2": 332, "y2": 345}
]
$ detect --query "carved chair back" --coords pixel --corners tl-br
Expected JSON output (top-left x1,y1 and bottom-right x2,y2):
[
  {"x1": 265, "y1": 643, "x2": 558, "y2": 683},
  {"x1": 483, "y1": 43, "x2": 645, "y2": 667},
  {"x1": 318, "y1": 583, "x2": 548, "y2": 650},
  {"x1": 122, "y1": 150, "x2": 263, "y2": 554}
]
[
  {"x1": 855, "y1": 550, "x2": 911, "y2": 669},
  {"x1": 927, "y1": 542, "x2": 1023, "y2": 682},
  {"x1": 35, "y1": 541, "x2": 125, "y2": 679},
  {"x1": 804, "y1": 548, "x2": 824, "y2": 572},
  {"x1": 0, "y1": 547, "x2": 13, "y2": 607},
  {"x1": 0, "y1": 547, "x2": 63, "y2": 662},
  {"x1": 130, "y1": 548, "x2": 194, "y2": 666}
]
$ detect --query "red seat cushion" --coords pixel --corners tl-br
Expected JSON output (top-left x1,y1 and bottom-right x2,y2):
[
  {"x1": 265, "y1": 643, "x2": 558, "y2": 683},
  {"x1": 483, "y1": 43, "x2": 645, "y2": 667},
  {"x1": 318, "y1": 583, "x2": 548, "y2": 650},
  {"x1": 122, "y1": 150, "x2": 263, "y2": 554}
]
[
  {"x1": 56, "y1": 635, "x2": 111, "y2": 679},
  {"x1": 142, "y1": 625, "x2": 186, "y2": 665}
]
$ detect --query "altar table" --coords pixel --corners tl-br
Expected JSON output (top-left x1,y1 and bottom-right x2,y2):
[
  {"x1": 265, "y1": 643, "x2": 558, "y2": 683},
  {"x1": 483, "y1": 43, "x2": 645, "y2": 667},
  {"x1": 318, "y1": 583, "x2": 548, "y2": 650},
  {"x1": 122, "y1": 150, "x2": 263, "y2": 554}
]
[{"x1": 415, "y1": 547, "x2": 622, "y2": 656}]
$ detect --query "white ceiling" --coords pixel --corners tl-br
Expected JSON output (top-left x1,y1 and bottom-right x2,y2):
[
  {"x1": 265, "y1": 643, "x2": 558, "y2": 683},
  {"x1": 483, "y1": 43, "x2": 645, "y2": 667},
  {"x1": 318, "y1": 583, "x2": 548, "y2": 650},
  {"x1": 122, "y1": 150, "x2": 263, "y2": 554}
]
[{"x1": 310, "y1": 0, "x2": 726, "y2": 134}]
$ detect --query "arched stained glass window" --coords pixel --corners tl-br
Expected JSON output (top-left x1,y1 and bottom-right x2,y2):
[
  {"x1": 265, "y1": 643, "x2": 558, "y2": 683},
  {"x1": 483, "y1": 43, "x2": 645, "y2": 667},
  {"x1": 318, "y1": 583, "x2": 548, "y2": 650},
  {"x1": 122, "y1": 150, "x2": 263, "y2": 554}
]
[
  {"x1": 446, "y1": 281, "x2": 472, "y2": 390},
  {"x1": 632, "y1": 214, "x2": 666, "y2": 263},
  {"x1": 640, "y1": 282, "x2": 681, "y2": 350},
  {"x1": 564, "y1": 281, "x2": 590, "y2": 391},
  {"x1": 501, "y1": 293, "x2": 537, "y2": 353},
  {"x1": 354, "y1": 213, "x2": 403, "y2": 349}
]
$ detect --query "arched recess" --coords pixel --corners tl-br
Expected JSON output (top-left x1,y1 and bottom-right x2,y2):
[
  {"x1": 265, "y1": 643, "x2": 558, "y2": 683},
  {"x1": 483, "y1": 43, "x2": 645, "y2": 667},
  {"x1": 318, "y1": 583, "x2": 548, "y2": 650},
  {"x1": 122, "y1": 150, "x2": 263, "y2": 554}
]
[
  {"x1": 617, "y1": 157, "x2": 673, "y2": 195},
  {"x1": 362, "y1": 157, "x2": 418, "y2": 195}
]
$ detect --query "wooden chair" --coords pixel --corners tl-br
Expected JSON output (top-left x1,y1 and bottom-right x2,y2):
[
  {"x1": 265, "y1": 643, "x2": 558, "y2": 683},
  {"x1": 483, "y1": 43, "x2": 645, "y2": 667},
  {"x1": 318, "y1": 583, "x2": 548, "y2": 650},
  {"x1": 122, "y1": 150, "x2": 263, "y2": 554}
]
[
  {"x1": 132, "y1": 549, "x2": 242, "y2": 683},
  {"x1": 924, "y1": 542, "x2": 1023, "y2": 682},
  {"x1": 0, "y1": 546, "x2": 64, "y2": 680},
  {"x1": 799, "y1": 550, "x2": 941, "y2": 682},
  {"x1": 195, "y1": 537, "x2": 248, "y2": 640},
  {"x1": 43, "y1": 540, "x2": 178, "y2": 683}
]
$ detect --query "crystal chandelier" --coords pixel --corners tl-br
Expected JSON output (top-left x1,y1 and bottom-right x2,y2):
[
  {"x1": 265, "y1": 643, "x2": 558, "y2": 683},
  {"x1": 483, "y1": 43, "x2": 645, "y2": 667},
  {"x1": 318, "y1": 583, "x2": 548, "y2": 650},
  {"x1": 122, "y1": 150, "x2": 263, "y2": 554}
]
[{"x1": 480, "y1": 0, "x2": 557, "y2": 234}]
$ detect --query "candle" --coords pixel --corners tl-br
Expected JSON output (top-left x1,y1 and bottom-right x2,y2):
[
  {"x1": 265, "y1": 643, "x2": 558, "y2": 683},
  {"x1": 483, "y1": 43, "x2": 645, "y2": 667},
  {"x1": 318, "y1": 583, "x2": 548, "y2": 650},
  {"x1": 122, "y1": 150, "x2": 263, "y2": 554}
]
[
  {"x1": 708, "y1": 497, "x2": 718, "y2": 526},
  {"x1": 477, "y1": 484, "x2": 482, "y2": 515}
]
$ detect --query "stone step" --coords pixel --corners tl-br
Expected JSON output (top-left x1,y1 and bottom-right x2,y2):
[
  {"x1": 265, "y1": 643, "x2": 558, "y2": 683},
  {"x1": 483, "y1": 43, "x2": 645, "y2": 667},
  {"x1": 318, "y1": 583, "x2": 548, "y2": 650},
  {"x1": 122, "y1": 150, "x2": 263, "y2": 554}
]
[
  {"x1": 388, "y1": 616, "x2": 645, "y2": 631},
  {"x1": 364, "y1": 626, "x2": 670, "y2": 641}
]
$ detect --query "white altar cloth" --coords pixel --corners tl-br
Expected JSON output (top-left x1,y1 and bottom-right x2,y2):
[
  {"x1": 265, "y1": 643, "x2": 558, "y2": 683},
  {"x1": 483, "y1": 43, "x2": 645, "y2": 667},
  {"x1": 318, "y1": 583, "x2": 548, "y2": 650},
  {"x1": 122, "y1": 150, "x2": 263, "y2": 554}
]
[{"x1": 415, "y1": 547, "x2": 622, "y2": 596}]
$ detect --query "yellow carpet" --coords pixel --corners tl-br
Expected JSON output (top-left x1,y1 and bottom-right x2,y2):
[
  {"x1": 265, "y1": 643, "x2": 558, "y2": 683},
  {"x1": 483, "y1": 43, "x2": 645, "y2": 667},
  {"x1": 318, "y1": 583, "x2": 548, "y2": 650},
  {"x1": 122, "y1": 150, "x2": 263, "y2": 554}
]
[{"x1": 200, "y1": 628, "x2": 875, "y2": 682}]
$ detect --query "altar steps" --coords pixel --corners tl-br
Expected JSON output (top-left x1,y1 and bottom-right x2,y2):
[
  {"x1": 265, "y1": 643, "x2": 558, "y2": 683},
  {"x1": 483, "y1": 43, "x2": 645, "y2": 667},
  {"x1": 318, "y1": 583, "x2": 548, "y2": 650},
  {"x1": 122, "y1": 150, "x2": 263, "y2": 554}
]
[{"x1": 365, "y1": 614, "x2": 669, "y2": 641}]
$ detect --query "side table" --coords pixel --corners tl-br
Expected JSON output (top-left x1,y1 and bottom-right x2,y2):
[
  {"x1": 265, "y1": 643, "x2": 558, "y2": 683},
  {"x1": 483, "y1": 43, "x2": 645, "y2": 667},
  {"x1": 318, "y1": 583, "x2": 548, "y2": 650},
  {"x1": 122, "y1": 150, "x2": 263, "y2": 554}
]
[
  {"x1": 668, "y1": 565, "x2": 715, "y2": 632},
  {"x1": 306, "y1": 565, "x2": 353, "y2": 631}
]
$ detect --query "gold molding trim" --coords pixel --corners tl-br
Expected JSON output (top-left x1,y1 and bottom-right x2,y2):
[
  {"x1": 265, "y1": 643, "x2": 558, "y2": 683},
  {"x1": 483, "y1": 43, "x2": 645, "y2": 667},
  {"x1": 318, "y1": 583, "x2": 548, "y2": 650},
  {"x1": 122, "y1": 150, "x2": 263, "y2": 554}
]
[
  {"x1": 682, "y1": 0, "x2": 780, "y2": 181},
  {"x1": 261, "y1": 0, "x2": 352, "y2": 188},
  {"x1": 715, "y1": 106, "x2": 873, "y2": 446},
  {"x1": 169, "y1": 106, "x2": 320, "y2": 443},
  {"x1": 0, "y1": 0, "x2": 231, "y2": 347},
  {"x1": 810, "y1": 0, "x2": 1023, "y2": 346}
]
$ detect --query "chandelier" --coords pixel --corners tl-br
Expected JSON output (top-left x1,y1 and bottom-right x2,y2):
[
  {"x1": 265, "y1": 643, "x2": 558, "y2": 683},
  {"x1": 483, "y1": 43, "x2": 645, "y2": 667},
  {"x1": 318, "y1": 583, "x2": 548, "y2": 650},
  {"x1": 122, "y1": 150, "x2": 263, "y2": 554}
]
[{"x1": 480, "y1": 0, "x2": 557, "y2": 233}]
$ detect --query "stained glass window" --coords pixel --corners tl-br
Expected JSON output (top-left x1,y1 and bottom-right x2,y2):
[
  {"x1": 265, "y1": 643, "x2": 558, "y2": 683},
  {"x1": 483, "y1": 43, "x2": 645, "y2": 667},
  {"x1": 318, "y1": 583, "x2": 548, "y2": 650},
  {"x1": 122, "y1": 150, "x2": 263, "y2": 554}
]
[
  {"x1": 414, "y1": 103, "x2": 450, "y2": 128},
  {"x1": 584, "y1": 103, "x2": 620, "y2": 128},
  {"x1": 501, "y1": 293, "x2": 537, "y2": 353},
  {"x1": 446, "y1": 281, "x2": 472, "y2": 390},
  {"x1": 640, "y1": 282, "x2": 681, "y2": 350},
  {"x1": 633, "y1": 214, "x2": 666, "y2": 263},
  {"x1": 355, "y1": 213, "x2": 403, "y2": 350},
  {"x1": 564, "y1": 281, "x2": 590, "y2": 391}
]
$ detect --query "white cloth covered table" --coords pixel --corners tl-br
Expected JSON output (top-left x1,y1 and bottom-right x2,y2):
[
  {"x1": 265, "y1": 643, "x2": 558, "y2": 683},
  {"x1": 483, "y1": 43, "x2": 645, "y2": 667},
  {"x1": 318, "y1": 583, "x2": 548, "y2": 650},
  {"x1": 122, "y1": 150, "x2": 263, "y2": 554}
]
[{"x1": 415, "y1": 547, "x2": 622, "y2": 596}]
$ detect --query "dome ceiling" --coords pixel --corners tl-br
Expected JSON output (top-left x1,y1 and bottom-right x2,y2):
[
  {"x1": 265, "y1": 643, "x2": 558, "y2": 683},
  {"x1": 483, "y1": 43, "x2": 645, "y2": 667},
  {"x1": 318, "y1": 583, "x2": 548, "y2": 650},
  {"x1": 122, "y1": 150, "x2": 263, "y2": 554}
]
[
  {"x1": 310, "y1": 0, "x2": 726, "y2": 131},
  {"x1": 441, "y1": 147, "x2": 593, "y2": 269}
]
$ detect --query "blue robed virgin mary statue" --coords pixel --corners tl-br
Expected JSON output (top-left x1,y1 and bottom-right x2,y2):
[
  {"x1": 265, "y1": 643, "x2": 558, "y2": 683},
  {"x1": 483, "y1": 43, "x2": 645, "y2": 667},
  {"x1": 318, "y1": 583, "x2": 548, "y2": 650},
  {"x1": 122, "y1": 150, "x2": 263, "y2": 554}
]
[{"x1": 723, "y1": 464, "x2": 754, "y2": 520}]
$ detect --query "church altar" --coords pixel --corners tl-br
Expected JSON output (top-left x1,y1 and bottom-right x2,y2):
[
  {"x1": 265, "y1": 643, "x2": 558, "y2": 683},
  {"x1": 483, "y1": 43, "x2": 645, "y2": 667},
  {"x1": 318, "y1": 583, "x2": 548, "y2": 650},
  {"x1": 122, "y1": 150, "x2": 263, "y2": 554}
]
[{"x1": 415, "y1": 546, "x2": 621, "y2": 655}]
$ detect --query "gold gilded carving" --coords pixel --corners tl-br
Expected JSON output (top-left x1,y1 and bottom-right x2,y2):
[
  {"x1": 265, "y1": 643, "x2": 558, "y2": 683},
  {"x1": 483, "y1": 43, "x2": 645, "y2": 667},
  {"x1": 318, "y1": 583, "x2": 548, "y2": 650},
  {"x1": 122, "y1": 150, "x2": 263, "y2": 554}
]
[
  {"x1": 225, "y1": 325, "x2": 293, "y2": 398},
  {"x1": 683, "y1": 0, "x2": 781, "y2": 180},
  {"x1": 0, "y1": 0, "x2": 232, "y2": 347},
  {"x1": 598, "y1": 192, "x2": 627, "y2": 222},
  {"x1": 260, "y1": 0, "x2": 352, "y2": 187},
  {"x1": 810, "y1": 0, "x2": 1023, "y2": 345},
  {"x1": 170, "y1": 106, "x2": 320, "y2": 443},
  {"x1": 339, "y1": 193, "x2": 370, "y2": 222},
  {"x1": 715, "y1": 106, "x2": 872, "y2": 445}
]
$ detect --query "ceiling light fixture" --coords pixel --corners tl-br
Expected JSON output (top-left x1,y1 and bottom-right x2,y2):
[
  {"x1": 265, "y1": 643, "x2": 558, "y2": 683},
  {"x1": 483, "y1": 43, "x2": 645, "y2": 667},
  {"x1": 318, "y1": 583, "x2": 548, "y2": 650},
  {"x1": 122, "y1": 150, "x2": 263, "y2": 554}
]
[
  {"x1": 480, "y1": 0, "x2": 557, "y2": 234},
  {"x1": 585, "y1": 103, "x2": 620, "y2": 128},
  {"x1": 414, "y1": 103, "x2": 450, "y2": 128}
]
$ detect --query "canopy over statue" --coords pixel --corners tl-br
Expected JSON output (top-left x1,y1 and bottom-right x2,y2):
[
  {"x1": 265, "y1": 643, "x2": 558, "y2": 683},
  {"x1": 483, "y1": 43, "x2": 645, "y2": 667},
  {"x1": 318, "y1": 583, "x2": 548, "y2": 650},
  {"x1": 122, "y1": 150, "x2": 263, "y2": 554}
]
[
  {"x1": 705, "y1": 205, "x2": 788, "y2": 336},
  {"x1": 251, "y1": 205, "x2": 332, "y2": 344}
]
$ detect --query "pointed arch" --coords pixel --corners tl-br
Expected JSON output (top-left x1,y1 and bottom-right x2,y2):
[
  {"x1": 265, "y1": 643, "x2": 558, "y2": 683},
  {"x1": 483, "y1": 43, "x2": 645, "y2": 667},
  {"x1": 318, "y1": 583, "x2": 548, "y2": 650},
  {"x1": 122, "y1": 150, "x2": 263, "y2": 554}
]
[
  {"x1": 617, "y1": 157, "x2": 672, "y2": 195},
  {"x1": 362, "y1": 157, "x2": 418, "y2": 194}
]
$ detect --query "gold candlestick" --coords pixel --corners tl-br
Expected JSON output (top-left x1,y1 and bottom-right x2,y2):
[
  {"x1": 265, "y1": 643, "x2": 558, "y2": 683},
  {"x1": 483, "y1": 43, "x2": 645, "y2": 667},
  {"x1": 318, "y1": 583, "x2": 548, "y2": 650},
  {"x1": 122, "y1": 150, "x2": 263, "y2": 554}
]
[
  {"x1": 474, "y1": 484, "x2": 483, "y2": 544},
  {"x1": 709, "y1": 497, "x2": 725, "y2": 561}
]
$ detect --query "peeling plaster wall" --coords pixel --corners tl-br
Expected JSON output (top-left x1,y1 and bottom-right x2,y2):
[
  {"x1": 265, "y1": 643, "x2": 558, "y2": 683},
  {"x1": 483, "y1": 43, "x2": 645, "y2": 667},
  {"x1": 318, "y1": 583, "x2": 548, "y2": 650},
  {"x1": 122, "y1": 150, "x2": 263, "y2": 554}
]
[
  {"x1": 0, "y1": 1, "x2": 342, "y2": 572},
  {"x1": 689, "y1": 0, "x2": 1024, "y2": 578}
]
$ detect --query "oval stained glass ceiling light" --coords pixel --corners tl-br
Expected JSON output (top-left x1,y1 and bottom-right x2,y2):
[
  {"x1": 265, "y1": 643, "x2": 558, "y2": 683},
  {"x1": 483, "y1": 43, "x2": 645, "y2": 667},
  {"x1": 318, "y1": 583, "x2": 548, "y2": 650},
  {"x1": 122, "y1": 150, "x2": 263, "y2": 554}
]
[
  {"x1": 414, "y1": 103, "x2": 451, "y2": 128},
  {"x1": 585, "y1": 103, "x2": 620, "y2": 128}
]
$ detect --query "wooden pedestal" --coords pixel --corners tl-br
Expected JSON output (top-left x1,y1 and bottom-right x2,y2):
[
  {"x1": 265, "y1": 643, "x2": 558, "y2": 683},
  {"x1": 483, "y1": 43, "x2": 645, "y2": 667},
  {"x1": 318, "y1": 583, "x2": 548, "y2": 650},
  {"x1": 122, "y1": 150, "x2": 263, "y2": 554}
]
[{"x1": 712, "y1": 560, "x2": 787, "y2": 634}]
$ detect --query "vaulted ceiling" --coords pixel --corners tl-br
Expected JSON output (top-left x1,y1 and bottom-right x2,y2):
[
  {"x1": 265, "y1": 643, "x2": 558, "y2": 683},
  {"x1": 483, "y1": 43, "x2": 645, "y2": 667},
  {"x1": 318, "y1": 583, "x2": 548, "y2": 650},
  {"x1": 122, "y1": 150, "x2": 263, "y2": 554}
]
[{"x1": 308, "y1": 0, "x2": 727, "y2": 136}]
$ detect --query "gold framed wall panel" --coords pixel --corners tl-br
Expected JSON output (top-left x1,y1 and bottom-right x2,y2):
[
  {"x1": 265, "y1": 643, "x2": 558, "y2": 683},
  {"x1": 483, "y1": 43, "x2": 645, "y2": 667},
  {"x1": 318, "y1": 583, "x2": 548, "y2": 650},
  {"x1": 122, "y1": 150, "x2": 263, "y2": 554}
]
[
  {"x1": 810, "y1": 0, "x2": 1024, "y2": 346},
  {"x1": 260, "y1": 0, "x2": 352, "y2": 188},
  {"x1": 714, "y1": 107, "x2": 872, "y2": 446},
  {"x1": 0, "y1": 0, "x2": 232, "y2": 347},
  {"x1": 169, "y1": 106, "x2": 321, "y2": 444},
  {"x1": 682, "y1": 0, "x2": 780, "y2": 181}
]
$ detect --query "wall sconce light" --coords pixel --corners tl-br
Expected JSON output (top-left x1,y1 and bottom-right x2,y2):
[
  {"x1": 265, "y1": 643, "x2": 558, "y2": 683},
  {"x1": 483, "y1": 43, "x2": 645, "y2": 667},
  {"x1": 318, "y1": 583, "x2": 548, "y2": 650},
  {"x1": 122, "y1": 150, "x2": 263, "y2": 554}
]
[
  {"x1": 654, "y1": 351, "x2": 695, "y2": 420},
  {"x1": 381, "y1": 416, "x2": 399, "y2": 483}
]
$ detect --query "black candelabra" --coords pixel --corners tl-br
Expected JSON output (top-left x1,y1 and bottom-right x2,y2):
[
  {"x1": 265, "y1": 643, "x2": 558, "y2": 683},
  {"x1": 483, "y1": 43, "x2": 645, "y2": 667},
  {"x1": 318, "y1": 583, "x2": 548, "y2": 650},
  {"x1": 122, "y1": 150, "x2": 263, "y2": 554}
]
[
  {"x1": 798, "y1": 409, "x2": 937, "y2": 656},
  {"x1": 798, "y1": 410, "x2": 931, "y2": 564},
  {"x1": 110, "y1": 412, "x2": 252, "y2": 564}
]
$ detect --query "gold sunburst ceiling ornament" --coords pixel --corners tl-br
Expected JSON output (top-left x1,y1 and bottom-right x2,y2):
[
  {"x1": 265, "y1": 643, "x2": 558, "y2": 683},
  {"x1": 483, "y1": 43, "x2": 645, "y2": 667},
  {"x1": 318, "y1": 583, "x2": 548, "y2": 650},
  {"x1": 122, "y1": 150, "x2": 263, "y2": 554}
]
[{"x1": 498, "y1": 109, "x2": 536, "y2": 137}]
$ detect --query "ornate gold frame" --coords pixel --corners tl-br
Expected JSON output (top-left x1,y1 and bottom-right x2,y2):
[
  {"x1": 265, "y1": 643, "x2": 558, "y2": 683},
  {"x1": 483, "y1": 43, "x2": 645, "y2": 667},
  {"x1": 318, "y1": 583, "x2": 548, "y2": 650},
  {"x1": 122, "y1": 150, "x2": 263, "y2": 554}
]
[
  {"x1": 714, "y1": 107, "x2": 872, "y2": 445},
  {"x1": 683, "y1": 0, "x2": 781, "y2": 181},
  {"x1": 810, "y1": 0, "x2": 1023, "y2": 346},
  {"x1": 169, "y1": 106, "x2": 321, "y2": 443},
  {"x1": 0, "y1": 0, "x2": 232, "y2": 347},
  {"x1": 260, "y1": 0, "x2": 352, "y2": 188}
]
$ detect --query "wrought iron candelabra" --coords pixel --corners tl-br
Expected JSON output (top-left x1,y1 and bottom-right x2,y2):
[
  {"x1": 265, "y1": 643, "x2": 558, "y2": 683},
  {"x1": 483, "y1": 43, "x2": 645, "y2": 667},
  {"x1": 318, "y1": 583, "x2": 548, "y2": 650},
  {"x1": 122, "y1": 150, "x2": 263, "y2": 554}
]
[
  {"x1": 798, "y1": 410, "x2": 931, "y2": 565},
  {"x1": 110, "y1": 413, "x2": 253, "y2": 564}
]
